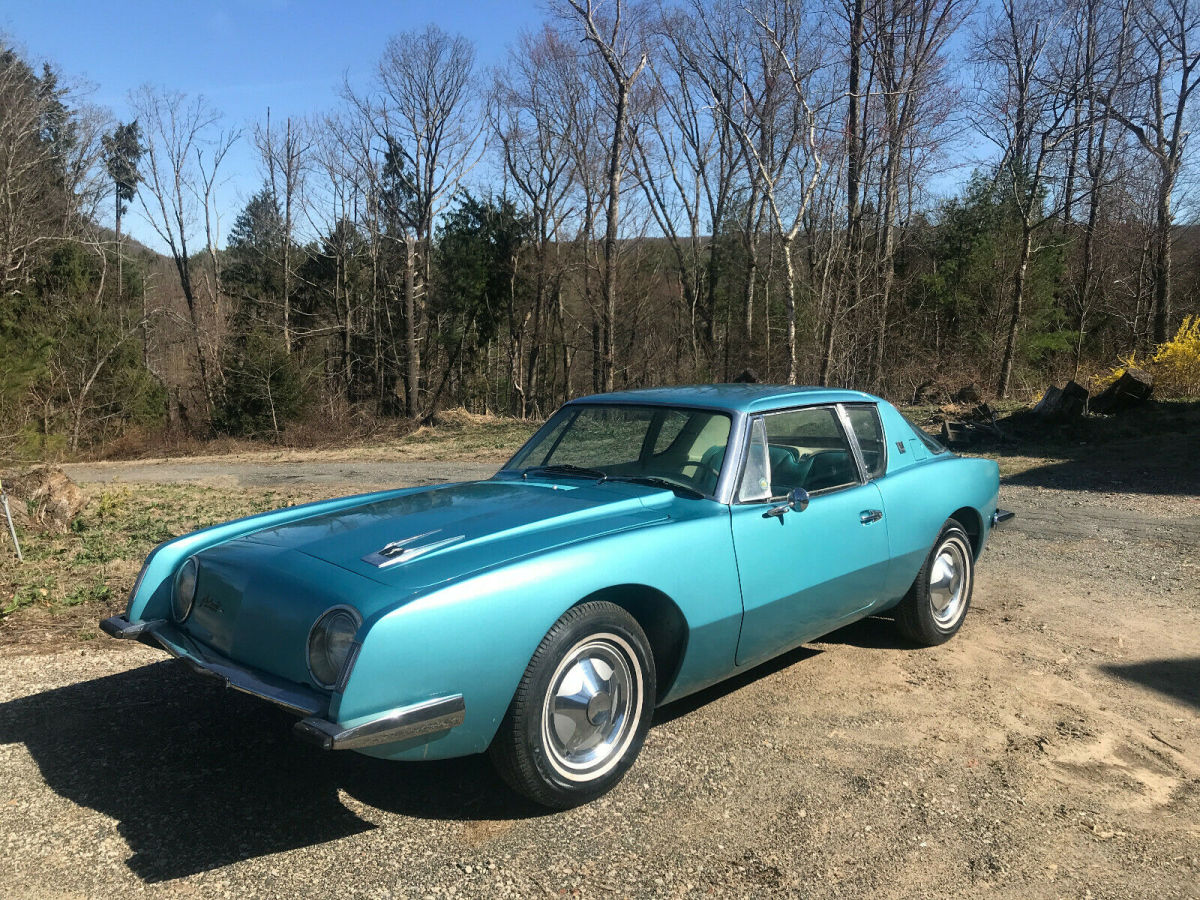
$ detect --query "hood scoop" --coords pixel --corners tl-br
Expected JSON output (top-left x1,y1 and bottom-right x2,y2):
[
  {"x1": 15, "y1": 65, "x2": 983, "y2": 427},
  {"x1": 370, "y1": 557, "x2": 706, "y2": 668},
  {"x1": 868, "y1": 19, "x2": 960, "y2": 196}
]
[{"x1": 362, "y1": 531, "x2": 466, "y2": 569}]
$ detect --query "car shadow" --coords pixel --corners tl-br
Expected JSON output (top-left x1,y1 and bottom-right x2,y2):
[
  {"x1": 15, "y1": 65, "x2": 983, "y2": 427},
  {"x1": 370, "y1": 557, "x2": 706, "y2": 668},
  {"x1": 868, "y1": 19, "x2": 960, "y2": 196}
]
[
  {"x1": 654, "y1": 643, "x2": 823, "y2": 725},
  {"x1": 1099, "y1": 657, "x2": 1200, "y2": 711},
  {"x1": 0, "y1": 660, "x2": 542, "y2": 883},
  {"x1": 812, "y1": 614, "x2": 913, "y2": 650}
]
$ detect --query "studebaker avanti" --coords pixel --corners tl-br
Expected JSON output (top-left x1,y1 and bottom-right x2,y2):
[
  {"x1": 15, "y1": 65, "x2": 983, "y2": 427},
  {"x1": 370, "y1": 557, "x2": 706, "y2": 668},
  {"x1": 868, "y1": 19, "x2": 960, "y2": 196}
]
[{"x1": 102, "y1": 385, "x2": 1012, "y2": 807}]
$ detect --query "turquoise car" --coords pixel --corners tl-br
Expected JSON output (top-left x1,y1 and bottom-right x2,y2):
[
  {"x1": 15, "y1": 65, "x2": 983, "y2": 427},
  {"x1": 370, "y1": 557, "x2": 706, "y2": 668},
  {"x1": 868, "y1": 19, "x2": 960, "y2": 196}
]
[{"x1": 102, "y1": 385, "x2": 1012, "y2": 807}]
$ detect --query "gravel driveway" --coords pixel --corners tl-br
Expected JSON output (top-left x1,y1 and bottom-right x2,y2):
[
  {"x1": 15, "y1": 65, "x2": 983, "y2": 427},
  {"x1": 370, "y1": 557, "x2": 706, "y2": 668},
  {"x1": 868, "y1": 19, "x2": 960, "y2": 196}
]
[{"x1": 2, "y1": 458, "x2": 1198, "y2": 898}]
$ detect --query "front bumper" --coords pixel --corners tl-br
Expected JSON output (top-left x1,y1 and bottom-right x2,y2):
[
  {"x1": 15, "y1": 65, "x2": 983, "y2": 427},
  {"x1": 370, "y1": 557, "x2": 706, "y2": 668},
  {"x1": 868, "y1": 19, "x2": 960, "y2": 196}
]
[
  {"x1": 992, "y1": 508, "x2": 1016, "y2": 527},
  {"x1": 101, "y1": 615, "x2": 465, "y2": 751},
  {"x1": 293, "y1": 695, "x2": 466, "y2": 750}
]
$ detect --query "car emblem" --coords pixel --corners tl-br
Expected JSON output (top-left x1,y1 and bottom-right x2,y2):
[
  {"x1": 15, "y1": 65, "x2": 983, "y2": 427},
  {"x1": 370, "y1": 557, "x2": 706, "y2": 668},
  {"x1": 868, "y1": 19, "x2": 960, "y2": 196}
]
[{"x1": 196, "y1": 594, "x2": 223, "y2": 614}]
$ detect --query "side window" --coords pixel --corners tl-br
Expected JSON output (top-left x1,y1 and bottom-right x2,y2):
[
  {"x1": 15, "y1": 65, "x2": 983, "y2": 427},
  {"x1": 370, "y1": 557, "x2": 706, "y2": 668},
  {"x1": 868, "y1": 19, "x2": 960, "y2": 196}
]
[
  {"x1": 844, "y1": 405, "x2": 886, "y2": 479},
  {"x1": 761, "y1": 406, "x2": 860, "y2": 496},
  {"x1": 736, "y1": 418, "x2": 772, "y2": 502},
  {"x1": 899, "y1": 411, "x2": 949, "y2": 455}
]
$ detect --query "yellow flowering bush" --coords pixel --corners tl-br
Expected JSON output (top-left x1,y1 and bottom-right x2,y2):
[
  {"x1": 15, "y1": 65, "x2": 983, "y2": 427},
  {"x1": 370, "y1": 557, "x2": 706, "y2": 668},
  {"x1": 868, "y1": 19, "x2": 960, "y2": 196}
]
[
  {"x1": 1150, "y1": 315, "x2": 1200, "y2": 396},
  {"x1": 1090, "y1": 317, "x2": 1200, "y2": 398}
]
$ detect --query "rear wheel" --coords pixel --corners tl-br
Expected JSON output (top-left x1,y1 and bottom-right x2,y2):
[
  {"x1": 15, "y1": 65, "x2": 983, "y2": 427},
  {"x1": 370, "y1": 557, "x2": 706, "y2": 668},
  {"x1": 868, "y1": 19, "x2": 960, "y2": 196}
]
[
  {"x1": 895, "y1": 520, "x2": 974, "y2": 646},
  {"x1": 489, "y1": 601, "x2": 656, "y2": 808}
]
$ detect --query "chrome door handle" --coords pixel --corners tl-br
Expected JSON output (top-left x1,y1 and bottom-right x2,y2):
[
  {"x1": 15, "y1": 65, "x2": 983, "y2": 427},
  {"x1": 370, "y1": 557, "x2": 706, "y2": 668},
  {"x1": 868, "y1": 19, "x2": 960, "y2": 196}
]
[{"x1": 860, "y1": 509, "x2": 883, "y2": 524}]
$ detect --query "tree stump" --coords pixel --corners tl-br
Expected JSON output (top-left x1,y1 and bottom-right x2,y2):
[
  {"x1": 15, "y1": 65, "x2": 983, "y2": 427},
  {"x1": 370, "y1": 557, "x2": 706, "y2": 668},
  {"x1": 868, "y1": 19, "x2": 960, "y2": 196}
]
[
  {"x1": 1033, "y1": 380, "x2": 1088, "y2": 420},
  {"x1": 1090, "y1": 368, "x2": 1154, "y2": 414}
]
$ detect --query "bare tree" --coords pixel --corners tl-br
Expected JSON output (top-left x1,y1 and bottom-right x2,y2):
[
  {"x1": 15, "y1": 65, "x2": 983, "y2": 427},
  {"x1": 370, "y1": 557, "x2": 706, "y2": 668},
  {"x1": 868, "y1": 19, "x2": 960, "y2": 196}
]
[
  {"x1": 633, "y1": 3, "x2": 747, "y2": 369},
  {"x1": 561, "y1": 0, "x2": 649, "y2": 392},
  {"x1": 0, "y1": 50, "x2": 105, "y2": 294},
  {"x1": 254, "y1": 112, "x2": 311, "y2": 354},
  {"x1": 864, "y1": 0, "x2": 967, "y2": 388},
  {"x1": 700, "y1": 0, "x2": 830, "y2": 384},
  {"x1": 132, "y1": 86, "x2": 237, "y2": 419},
  {"x1": 491, "y1": 27, "x2": 579, "y2": 413},
  {"x1": 974, "y1": 0, "x2": 1081, "y2": 397},
  {"x1": 345, "y1": 25, "x2": 483, "y2": 416},
  {"x1": 1102, "y1": 0, "x2": 1200, "y2": 344}
]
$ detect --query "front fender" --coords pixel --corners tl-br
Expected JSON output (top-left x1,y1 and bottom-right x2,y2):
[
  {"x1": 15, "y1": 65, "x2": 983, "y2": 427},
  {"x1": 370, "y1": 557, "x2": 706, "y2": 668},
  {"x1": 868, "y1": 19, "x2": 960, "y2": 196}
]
[{"x1": 334, "y1": 504, "x2": 744, "y2": 761}]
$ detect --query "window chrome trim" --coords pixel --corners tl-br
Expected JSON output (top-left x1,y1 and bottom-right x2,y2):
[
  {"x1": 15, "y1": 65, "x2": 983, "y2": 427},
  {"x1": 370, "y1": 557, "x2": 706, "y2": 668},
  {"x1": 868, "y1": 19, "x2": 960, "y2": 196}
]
[
  {"x1": 835, "y1": 404, "x2": 871, "y2": 485},
  {"x1": 840, "y1": 403, "x2": 888, "y2": 482},
  {"x1": 715, "y1": 411, "x2": 751, "y2": 505}
]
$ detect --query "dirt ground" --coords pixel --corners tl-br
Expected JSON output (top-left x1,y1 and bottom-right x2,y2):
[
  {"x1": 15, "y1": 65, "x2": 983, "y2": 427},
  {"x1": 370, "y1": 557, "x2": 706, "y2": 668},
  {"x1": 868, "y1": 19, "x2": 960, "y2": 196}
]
[{"x1": 0, "y1": 444, "x2": 1197, "y2": 898}]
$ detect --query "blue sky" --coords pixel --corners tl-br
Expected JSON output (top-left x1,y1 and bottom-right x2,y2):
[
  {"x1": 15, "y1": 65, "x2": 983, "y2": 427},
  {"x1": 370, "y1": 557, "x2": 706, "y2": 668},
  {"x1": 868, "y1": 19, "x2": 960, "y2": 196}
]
[{"x1": 1, "y1": 1, "x2": 547, "y2": 249}]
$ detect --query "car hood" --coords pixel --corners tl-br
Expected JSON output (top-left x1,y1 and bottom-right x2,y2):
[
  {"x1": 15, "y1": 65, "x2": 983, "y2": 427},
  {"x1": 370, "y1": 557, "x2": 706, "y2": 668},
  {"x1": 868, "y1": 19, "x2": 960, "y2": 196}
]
[
  {"x1": 236, "y1": 477, "x2": 673, "y2": 589},
  {"x1": 182, "y1": 478, "x2": 675, "y2": 682}
]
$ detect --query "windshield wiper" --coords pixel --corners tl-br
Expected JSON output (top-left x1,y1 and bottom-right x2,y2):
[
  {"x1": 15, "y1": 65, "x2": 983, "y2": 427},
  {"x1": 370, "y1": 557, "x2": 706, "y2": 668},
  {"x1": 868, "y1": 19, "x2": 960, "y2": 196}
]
[
  {"x1": 606, "y1": 475, "x2": 706, "y2": 499},
  {"x1": 524, "y1": 464, "x2": 608, "y2": 482}
]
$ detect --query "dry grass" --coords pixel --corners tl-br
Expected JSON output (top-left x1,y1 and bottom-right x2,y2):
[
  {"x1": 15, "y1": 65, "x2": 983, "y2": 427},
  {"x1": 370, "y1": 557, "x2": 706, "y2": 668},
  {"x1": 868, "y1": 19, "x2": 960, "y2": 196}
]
[
  {"x1": 0, "y1": 482, "x2": 336, "y2": 647},
  {"x1": 74, "y1": 408, "x2": 539, "y2": 466}
]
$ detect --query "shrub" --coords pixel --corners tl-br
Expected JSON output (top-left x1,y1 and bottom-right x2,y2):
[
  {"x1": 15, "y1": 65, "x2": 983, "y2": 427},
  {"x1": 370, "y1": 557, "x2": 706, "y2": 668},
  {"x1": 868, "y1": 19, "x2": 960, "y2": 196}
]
[
  {"x1": 214, "y1": 330, "x2": 307, "y2": 437},
  {"x1": 1150, "y1": 316, "x2": 1200, "y2": 397},
  {"x1": 1089, "y1": 318, "x2": 1200, "y2": 398}
]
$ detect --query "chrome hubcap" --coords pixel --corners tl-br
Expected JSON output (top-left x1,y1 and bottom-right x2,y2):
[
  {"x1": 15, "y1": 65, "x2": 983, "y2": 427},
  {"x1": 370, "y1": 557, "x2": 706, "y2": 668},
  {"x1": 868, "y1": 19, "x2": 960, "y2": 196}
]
[
  {"x1": 929, "y1": 537, "x2": 969, "y2": 627},
  {"x1": 542, "y1": 635, "x2": 642, "y2": 782}
]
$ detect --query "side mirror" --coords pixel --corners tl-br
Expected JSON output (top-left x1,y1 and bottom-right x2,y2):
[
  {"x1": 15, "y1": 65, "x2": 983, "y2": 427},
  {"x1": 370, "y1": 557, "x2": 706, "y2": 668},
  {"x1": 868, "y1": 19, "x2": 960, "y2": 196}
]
[{"x1": 764, "y1": 488, "x2": 810, "y2": 520}]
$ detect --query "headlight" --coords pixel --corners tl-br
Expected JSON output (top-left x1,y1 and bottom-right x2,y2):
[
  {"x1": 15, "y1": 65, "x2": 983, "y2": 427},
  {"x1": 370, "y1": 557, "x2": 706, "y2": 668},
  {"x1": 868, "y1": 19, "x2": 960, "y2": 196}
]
[
  {"x1": 173, "y1": 556, "x2": 198, "y2": 622},
  {"x1": 307, "y1": 606, "x2": 361, "y2": 690}
]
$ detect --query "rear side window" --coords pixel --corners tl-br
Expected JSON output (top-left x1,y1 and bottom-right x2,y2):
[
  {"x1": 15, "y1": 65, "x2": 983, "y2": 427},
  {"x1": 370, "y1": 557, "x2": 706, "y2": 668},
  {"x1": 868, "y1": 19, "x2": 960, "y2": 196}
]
[
  {"x1": 899, "y1": 412, "x2": 949, "y2": 455},
  {"x1": 844, "y1": 405, "x2": 886, "y2": 479}
]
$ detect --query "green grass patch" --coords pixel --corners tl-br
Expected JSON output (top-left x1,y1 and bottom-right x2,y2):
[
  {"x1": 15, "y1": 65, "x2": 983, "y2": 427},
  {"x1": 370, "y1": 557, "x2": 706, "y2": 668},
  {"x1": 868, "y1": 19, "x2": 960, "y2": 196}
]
[{"x1": 0, "y1": 482, "x2": 334, "y2": 626}]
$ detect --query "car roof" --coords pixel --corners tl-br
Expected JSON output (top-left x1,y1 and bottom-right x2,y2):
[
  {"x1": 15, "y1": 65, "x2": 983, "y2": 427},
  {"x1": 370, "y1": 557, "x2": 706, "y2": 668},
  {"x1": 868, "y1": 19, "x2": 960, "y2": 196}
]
[{"x1": 568, "y1": 384, "x2": 880, "y2": 414}]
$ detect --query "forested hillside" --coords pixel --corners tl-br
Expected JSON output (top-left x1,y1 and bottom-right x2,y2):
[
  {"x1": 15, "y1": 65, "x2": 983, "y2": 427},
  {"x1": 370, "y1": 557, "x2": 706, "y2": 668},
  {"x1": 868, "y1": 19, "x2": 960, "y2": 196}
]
[{"x1": 3, "y1": 0, "x2": 1199, "y2": 455}]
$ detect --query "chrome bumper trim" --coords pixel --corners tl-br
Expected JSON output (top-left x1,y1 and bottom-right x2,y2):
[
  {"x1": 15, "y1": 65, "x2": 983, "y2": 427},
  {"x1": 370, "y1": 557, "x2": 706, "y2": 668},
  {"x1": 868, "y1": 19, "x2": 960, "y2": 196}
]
[
  {"x1": 100, "y1": 615, "x2": 165, "y2": 640},
  {"x1": 992, "y1": 509, "x2": 1015, "y2": 527},
  {"x1": 100, "y1": 615, "x2": 326, "y2": 717},
  {"x1": 294, "y1": 694, "x2": 466, "y2": 751}
]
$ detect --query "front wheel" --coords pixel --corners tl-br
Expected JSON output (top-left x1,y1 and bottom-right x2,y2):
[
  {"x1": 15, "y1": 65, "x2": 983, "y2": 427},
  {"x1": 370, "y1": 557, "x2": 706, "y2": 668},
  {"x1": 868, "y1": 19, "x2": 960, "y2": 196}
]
[
  {"x1": 489, "y1": 601, "x2": 656, "y2": 808},
  {"x1": 895, "y1": 520, "x2": 975, "y2": 646}
]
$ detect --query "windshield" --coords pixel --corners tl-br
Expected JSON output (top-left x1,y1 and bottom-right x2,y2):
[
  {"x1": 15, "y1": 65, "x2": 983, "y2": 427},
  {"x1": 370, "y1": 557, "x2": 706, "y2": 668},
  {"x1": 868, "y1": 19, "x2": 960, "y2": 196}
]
[{"x1": 506, "y1": 404, "x2": 733, "y2": 497}]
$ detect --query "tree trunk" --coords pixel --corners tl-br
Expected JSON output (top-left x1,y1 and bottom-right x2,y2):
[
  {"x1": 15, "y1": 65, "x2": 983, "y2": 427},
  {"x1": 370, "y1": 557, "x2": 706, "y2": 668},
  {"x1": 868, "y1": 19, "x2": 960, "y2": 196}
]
[
  {"x1": 600, "y1": 83, "x2": 631, "y2": 393},
  {"x1": 404, "y1": 236, "x2": 420, "y2": 417},
  {"x1": 781, "y1": 235, "x2": 798, "y2": 384},
  {"x1": 1152, "y1": 166, "x2": 1173, "y2": 345},
  {"x1": 844, "y1": 0, "x2": 865, "y2": 383},
  {"x1": 997, "y1": 226, "x2": 1033, "y2": 398}
]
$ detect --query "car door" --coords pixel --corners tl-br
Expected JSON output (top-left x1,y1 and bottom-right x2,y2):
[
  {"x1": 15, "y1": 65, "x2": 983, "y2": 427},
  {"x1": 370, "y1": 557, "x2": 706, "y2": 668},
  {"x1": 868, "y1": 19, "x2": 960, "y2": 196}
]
[{"x1": 729, "y1": 404, "x2": 890, "y2": 668}]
